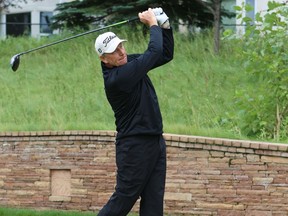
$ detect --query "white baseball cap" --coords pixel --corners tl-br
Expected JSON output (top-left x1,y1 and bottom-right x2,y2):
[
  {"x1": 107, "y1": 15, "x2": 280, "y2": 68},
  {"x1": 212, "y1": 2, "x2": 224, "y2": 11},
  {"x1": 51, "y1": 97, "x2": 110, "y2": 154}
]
[{"x1": 95, "y1": 32, "x2": 127, "y2": 56}]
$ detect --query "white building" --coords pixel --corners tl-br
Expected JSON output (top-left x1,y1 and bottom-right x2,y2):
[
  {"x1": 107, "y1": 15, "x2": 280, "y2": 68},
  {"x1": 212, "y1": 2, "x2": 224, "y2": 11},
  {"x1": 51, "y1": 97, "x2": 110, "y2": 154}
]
[{"x1": 0, "y1": 0, "x2": 73, "y2": 38}]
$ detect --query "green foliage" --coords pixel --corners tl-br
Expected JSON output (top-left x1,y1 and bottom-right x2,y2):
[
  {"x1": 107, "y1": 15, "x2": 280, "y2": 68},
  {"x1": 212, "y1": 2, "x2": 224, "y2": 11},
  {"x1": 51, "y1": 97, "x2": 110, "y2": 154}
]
[
  {"x1": 51, "y1": 0, "x2": 101, "y2": 30},
  {"x1": 51, "y1": 0, "x2": 234, "y2": 31},
  {"x1": 226, "y1": 1, "x2": 288, "y2": 141}
]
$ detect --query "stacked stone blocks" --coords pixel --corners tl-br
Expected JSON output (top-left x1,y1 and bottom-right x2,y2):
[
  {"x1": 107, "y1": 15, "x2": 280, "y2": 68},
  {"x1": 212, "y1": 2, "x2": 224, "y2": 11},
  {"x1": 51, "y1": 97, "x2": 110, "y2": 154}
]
[{"x1": 0, "y1": 130, "x2": 288, "y2": 215}]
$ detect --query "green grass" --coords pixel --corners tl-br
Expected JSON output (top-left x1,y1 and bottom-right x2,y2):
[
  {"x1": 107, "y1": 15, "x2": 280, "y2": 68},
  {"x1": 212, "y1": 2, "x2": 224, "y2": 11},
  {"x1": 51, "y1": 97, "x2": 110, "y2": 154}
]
[
  {"x1": 0, "y1": 208, "x2": 94, "y2": 216},
  {"x1": 0, "y1": 207, "x2": 138, "y2": 216},
  {"x1": 0, "y1": 26, "x2": 285, "y2": 142}
]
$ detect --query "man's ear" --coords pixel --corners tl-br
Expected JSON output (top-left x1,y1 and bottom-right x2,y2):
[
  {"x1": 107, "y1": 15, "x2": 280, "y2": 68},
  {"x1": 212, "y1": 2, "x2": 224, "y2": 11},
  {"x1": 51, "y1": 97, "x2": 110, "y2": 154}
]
[{"x1": 100, "y1": 55, "x2": 108, "y2": 64}]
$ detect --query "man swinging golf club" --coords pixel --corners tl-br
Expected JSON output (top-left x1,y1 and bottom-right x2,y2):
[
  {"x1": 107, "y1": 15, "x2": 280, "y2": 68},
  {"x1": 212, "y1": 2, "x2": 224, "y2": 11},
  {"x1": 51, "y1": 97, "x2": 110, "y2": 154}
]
[{"x1": 95, "y1": 7, "x2": 174, "y2": 216}]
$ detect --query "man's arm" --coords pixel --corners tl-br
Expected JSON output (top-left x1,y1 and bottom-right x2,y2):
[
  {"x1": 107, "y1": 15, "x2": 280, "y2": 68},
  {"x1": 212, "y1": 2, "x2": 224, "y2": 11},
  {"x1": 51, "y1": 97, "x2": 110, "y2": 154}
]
[
  {"x1": 160, "y1": 27, "x2": 174, "y2": 64},
  {"x1": 151, "y1": 8, "x2": 174, "y2": 68}
]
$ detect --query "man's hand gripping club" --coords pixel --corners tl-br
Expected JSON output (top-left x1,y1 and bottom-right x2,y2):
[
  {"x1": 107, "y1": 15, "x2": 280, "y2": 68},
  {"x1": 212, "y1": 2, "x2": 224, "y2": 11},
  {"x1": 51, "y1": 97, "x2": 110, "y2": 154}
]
[{"x1": 152, "y1": 7, "x2": 170, "y2": 29}]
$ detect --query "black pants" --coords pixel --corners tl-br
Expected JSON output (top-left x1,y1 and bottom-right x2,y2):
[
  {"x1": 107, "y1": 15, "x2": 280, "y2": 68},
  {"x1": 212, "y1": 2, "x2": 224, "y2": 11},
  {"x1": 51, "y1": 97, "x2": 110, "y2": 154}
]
[{"x1": 97, "y1": 135, "x2": 167, "y2": 216}]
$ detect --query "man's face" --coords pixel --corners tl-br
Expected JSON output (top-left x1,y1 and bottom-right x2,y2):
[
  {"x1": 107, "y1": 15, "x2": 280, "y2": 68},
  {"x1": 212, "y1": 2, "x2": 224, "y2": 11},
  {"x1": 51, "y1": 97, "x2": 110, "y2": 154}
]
[{"x1": 100, "y1": 43, "x2": 127, "y2": 67}]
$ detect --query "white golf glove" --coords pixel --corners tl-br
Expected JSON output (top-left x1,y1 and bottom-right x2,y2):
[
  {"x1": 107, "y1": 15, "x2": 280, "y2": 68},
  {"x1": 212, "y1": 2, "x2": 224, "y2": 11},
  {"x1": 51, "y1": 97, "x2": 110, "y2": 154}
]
[{"x1": 152, "y1": 7, "x2": 169, "y2": 26}]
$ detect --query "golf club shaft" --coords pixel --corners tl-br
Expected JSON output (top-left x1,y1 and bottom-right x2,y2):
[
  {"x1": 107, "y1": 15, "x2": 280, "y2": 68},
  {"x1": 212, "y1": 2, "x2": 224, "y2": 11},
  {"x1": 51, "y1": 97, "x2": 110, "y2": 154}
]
[{"x1": 18, "y1": 17, "x2": 139, "y2": 56}]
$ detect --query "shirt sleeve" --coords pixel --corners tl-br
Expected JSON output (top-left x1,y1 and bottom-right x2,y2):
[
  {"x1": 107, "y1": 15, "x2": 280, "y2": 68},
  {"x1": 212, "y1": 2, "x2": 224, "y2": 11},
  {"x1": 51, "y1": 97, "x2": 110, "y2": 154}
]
[{"x1": 151, "y1": 28, "x2": 174, "y2": 69}]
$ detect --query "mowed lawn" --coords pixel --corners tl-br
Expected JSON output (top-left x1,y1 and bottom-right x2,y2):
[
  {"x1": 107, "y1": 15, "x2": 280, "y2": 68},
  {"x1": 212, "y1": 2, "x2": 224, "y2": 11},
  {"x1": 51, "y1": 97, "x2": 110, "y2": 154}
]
[{"x1": 0, "y1": 207, "x2": 139, "y2": 216}]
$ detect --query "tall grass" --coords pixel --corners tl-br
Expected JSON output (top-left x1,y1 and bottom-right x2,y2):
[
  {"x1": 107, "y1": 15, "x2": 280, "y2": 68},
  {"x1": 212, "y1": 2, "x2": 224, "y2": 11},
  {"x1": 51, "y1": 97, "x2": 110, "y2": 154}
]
[{"x1": 0, "y1": 26, "x2": 266, "y2": 141}]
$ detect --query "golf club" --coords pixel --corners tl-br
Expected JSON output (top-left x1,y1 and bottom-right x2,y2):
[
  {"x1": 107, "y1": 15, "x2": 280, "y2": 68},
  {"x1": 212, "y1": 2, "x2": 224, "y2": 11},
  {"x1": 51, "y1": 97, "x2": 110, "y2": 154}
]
[{"x1": 10, "y1": 17, "x2": 139, "y2": 72}]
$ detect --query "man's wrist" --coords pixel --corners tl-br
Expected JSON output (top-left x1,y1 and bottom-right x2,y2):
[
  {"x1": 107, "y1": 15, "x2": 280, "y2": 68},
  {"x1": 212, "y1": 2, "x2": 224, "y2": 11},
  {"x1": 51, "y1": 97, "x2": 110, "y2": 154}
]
[{"x1": 161, "y1": 20, "x2": 170, "y2": 29}]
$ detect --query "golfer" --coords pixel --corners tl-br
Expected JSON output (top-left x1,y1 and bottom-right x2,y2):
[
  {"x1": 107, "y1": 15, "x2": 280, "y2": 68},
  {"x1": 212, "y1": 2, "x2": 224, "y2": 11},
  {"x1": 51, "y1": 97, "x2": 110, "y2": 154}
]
[{"x1": 95, "y1": 8, "x2": 174, "y2": 216}]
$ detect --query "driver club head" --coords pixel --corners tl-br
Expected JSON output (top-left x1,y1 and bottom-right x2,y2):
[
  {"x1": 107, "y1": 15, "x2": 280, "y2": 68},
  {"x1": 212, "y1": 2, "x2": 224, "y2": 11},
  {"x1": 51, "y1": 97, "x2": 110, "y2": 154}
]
[{"x1": 10, "y1": 54, "x2": 20, "y2": 72}]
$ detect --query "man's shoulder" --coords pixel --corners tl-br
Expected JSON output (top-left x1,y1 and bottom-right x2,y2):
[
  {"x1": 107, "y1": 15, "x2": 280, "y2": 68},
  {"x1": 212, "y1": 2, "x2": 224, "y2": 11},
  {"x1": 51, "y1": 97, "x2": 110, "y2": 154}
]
[{"x1": 128, "y1": 54, "x2": 141, "y2": 62}]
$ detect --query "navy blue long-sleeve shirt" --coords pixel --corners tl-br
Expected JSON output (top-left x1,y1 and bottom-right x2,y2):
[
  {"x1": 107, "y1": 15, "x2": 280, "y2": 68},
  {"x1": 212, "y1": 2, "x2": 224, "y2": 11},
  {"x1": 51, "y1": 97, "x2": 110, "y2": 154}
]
[{"x1": 101, "y1": 25, "x2": 174, "y2": 139}]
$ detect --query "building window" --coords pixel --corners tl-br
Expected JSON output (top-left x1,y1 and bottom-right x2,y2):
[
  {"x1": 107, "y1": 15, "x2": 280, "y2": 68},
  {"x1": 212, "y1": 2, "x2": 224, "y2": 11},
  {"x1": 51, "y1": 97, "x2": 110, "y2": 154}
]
[
  {"x1": 40, "y1": 12, "x2": 53, "y2": 34},
  {"x1": 245, "y1": 0, "x2": 255, "y2": 23},
  {"x1": 49, "y1": 169, "x2": 71, "y2": 202},
  {"x1": 6, "y1": 12, "x2": 31, "y2": 37}
]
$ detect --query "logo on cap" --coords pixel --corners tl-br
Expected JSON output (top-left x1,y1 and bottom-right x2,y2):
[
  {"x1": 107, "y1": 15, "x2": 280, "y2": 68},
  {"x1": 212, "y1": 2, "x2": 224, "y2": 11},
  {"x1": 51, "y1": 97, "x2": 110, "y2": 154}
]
[{"x1": 103, "y1": 35, "x2": 117, "y2": 47}]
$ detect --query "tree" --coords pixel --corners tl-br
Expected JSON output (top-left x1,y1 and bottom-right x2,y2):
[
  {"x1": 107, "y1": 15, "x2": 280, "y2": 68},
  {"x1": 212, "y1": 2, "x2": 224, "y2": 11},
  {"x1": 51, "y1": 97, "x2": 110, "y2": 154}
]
[
  {"x1": 51, "y1": 0, "x2": 233, "y2": 55},
  {"x1": 50, "y1": 0, "x2": 101, "y2": 30},
  {"x1": 194, "y1": 0, "x2": 223, "y2": 54},
  {"x1": 51, "y1": 0, "x2": 234, "y2": 32},
  {"x1": 213, "y1": 0, "x2": 222, "y2": 54},
  {"x1": 0, "y1": 0, "x2": 25, "y2": 11},
  {"x1": 0, "y1": 0, "x2": 43, "y2": 12}
]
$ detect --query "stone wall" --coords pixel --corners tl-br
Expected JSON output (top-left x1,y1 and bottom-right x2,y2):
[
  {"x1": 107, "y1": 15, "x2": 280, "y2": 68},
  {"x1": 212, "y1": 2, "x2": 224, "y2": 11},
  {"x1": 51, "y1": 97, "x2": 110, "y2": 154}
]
[{"x1": 0, "y1": 130, "x2": 288, "y2": 215}]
